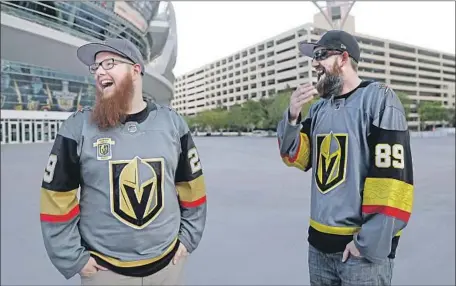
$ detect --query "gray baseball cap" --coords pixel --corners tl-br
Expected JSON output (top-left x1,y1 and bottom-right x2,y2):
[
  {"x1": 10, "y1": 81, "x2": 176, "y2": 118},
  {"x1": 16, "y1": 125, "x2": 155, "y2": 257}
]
[{"x1": 77, "y1": 38, "x2": 145, "y2": 75}]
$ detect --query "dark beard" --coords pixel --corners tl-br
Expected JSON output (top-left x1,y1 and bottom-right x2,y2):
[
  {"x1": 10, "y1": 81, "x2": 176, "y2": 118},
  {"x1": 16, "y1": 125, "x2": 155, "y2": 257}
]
[
  {"x1": 91, "y1": 73, "x2": 134, "y2": 130},
  {"x1": 316, "y1": 61, "x2": 344, "y2": 99}
]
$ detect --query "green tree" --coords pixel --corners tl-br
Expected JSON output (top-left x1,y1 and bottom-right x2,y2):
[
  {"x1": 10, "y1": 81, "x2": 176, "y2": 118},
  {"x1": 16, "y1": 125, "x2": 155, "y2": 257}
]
[
  {"x1": 301, "y1": 97, "x2": 319, "y2": 118},
  {"x1": 238, "y1": 100, "x2": 265, "y2": 131},
  {"x1": 192, "y1": 108, "x2": 228, "y2": 131},
  {"x1": 183, "y1": 115, "x2": 198, "y2": 131},
  {"x1": 226, "y1": 104, "x2": 247, "y2": 131},
  {"x1": 256, "y1": 98, "x2": 273, "y2": 129},
  {"x1": 418, "y1": 101, "x2": 449, "y2": 130},
  {"x1": 262, "y1": 89, "x2": 318, "y2": 130},
  {"x1": 264, "y1": 91, "x2": 291, "y2": 130},
  {"x1": 447, "y1": 108, "x2": 456, "y2": 127},
  {"x1": 212, "y1": 109, "x2": 230, "y2": 131},
  {"x1": 199, "y1": 110, "x2": 216, "y2": 131}
]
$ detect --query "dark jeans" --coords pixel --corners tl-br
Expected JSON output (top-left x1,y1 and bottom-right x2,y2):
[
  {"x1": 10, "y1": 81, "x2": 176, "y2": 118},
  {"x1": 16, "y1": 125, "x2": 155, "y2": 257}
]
[{"x1": 308, "y1": 245, "x2": 394, "y2": 286}]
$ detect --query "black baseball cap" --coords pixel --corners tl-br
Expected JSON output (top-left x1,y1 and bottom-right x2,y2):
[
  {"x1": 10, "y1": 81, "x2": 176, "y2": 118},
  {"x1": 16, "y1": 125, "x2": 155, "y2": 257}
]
[
  {"x1": 299, "y1": 30, "x2": 360, "y2": 63},
  {"x1": 77, "y1": 38, "x2": 145, "y2": 75}
]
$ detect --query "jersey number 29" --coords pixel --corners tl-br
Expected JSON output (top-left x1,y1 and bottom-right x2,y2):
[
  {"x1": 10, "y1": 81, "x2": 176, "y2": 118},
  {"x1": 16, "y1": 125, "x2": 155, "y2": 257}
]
[
  {"x1": 188, "y1": 147, "x2": 202, "y2": 174},
  {"x1": 43, "y1": 154, "x2": 57, "y2": 183}
]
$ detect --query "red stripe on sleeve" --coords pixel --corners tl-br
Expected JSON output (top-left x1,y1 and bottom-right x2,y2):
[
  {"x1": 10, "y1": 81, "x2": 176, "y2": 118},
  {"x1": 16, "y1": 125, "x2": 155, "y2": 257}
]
[
  {"x1": 362, "y1": 205, "x2": 411, "y2": 222},
  {"x1": 40, "y1": 205, "x2": 80, "y2": 223},
  {"x1": 280, "y1": 136, "x2": 301, "y2": 162},
  {"x1": 180, "y1": 196, "x2": 206, "y2": 208}
]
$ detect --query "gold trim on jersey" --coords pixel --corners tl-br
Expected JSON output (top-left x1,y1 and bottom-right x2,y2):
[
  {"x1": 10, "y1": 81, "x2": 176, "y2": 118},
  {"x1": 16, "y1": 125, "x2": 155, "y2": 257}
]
[
  {"x1": 281, "y1": 133, "x2": 311, "y2": 171},
  {"x1": 109, "y1": 157, "x2": 165, "y2": 230},
  {"x1": 310, "y1": 219, "x2": 360, "y2": 235},
  {"x1": 40, "y1": 187, "x2": 79, "y2": 216},
  {"x1": 315, "y1": 132, "x2": 348, "y2": 194},
  {"x1": 89, "y1": 237, "x2": 178, "y2": 267},
  {"x1": 176, "y1": 175, "x2": 206, "y2": 206},
  {"x1": 363, "y1": 177, "x2": 414, "y2": 213}
]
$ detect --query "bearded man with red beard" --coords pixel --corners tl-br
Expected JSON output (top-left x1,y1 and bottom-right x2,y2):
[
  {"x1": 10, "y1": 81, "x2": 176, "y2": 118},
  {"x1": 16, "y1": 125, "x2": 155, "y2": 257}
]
[
  {"x1": 39, "y1": 38, "x2": 207, "y2": 286},
  {"x1": 277, "y1": 30, "x2": 414, "y2": 286}
]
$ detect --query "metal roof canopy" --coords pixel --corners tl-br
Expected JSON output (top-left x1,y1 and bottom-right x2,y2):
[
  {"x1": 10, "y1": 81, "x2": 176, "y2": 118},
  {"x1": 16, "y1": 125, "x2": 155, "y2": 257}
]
[
  {"x1": 0, "y1": 12, "x2": 173, "y2": 105},
  {"x1": 312, "y1": 0, "x2": 356, "y2": 30}
]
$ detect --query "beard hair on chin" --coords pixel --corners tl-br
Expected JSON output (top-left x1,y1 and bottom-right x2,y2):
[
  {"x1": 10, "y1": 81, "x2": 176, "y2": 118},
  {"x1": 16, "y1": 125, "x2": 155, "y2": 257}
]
[
  {"x1": 91, "y1": 73, "x2": 134, "y2": 130},
  {"x1": 316, "y1": 61, "x2": 344, "y2": 99}
]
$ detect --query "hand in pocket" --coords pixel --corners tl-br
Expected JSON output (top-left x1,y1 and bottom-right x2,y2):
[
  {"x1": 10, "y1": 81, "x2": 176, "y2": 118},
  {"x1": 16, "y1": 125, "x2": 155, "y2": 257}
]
[{"x1": 80, "y1": 257, "x2": 108, "y2": 277}]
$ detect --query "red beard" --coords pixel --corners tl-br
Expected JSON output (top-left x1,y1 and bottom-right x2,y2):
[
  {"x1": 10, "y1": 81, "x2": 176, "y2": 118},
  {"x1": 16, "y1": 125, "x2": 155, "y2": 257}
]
[{"x1": 91, "y1": 73, "x2": 134, "y2": 130}]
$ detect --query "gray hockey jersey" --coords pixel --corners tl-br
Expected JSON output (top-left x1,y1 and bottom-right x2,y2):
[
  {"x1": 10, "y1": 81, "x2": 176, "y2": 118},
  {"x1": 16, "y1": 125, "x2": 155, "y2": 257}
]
[
  {"x1": 40, "y1": 100, "x2": 207, "y2": 279},
  {"x1": 277, "y1": 81, "x2": 414, "y2": 264}
]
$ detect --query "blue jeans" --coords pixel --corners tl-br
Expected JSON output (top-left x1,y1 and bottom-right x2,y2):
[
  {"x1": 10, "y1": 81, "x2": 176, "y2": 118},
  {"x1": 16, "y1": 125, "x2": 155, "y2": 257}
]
[{"x1": 308, "y1": 245, "x2": 394, "y2": 286}]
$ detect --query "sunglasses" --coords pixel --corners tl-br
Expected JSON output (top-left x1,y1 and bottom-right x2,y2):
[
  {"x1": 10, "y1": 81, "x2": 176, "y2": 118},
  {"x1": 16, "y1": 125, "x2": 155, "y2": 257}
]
[
  {"x1": 313, "y1": 49, "x2": 344, "y2": 61},
  {"x1": 89, "y1": 58, "x2": 135, "y2": 74}
]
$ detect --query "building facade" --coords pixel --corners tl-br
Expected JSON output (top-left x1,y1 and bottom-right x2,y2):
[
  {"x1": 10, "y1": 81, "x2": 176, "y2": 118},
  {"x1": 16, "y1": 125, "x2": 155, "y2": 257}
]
[
  {"x1": 171, "y1": 13, "x2": 455, "y2": 130},
  {"x1": 1, "y1": 1, "x2": 178, "y2": 144}
]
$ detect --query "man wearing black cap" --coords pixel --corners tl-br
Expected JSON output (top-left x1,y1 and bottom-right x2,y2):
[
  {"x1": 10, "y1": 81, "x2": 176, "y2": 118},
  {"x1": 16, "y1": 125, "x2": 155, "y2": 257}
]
[
  {"x1": 39, "y1": 38, "x2": 207, "y2": 285},
  {"x1": 277, "y1": 30, "x2": 414, "y2": 285}
]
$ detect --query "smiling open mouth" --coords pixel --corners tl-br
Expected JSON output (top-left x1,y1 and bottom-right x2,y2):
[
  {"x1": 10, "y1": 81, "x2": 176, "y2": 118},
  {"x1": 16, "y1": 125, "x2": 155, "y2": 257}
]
[
  {"x1": 317, "y1": 69, "x2": 325, "y2": 81},
  {"x1": 100, "y1": 80, "x2": 114, "y2": 90}
]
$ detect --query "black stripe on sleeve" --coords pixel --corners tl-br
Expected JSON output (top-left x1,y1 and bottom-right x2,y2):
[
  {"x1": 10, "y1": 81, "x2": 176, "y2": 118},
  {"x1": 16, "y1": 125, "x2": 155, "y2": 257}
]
[
  {"x1": 301, "y1": 118, "x2": 313, "y2": 172},
  {"x1": 367, "y1": 125, "x2": 413, "y2": 184},
  {"x1": 175, "y1": 131, "x2": 203, "y2": 183},
  {"x1": 41, "y1": 134, "x2": 80, "y2": 191}
]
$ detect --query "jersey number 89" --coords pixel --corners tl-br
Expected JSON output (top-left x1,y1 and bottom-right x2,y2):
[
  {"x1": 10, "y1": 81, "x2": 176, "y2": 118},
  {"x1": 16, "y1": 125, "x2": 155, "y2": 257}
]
[{"x1": 375, "y1": 143, "x2": 404, "y2": 169}]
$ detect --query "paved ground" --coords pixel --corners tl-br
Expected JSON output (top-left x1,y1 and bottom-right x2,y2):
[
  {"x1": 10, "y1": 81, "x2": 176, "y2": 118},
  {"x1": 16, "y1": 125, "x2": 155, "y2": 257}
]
[{"x1": 1, "y1": 136, "x2": 455, "y2": 285}]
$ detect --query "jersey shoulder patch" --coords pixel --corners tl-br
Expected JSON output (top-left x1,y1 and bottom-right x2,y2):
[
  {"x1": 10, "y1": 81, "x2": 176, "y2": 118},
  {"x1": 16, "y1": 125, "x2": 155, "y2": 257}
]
[
  {"x1": 156, "y1": 103, "x2": 177, "y2": 113},
  {"x1": 72, "y1": 106, "x2": 92, "y2": 117},
  {"x1": 153, "y1": 103, "x2": 186, "y2": 133},
  {"x1": 308, "y1": 98, "x2": 326, "y2": 116},
  {"x1": 371, "y1": 82, "x2": 392, "y2": 96},
  {"x1": 313, "y1": 98, "x2": 326, "y2": 109},
  {"x1": 156, "y1": 103, "x2": 182, "y2": 120},
  {"x1": 371, "y1": 82, "x2": 402, "y2": 107},
  {"x1": 59, "y1": 107, "x2": 90, "y2": 141}
]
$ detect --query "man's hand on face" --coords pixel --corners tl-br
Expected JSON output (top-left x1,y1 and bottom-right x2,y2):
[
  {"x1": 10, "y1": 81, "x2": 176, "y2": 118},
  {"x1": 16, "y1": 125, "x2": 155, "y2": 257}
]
[{"x1": 288, "y1": 83, "x2": 318, "y2": 125}]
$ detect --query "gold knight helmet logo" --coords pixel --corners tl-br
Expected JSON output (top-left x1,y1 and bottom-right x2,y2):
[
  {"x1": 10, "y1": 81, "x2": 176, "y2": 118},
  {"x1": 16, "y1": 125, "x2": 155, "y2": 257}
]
[
  {"x1": 110, "y1": 157, "x2": 164, "y2": 229},
  {"x1": 315, "y1": 132, "x2": 348, "y2": 194}
]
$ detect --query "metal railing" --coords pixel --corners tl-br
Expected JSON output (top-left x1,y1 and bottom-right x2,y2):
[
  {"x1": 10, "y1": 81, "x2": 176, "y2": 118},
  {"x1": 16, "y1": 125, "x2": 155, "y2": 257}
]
[
  {"x1": 1, "y1": 1, "x2": 152, "y2": 61},
  {"x1": 2, "y1": 59, "x2": 96, "y2": 112},
  {"x1": 2, "y1": 59, "x2": 96, "y2": 85},
  {"x1": 1, "y1": 59, "x2": 156, "y2": 111}
]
